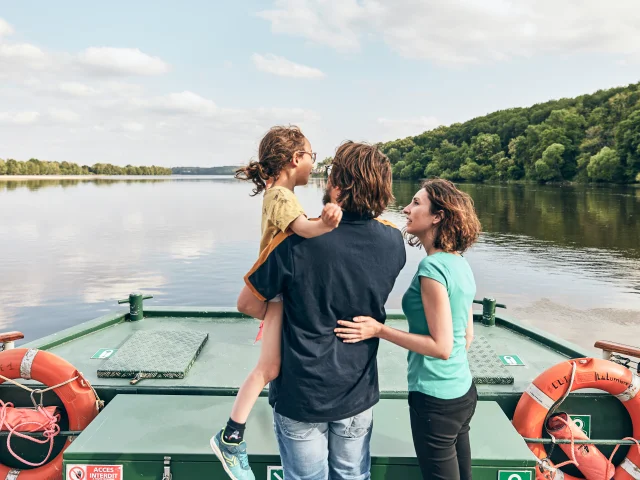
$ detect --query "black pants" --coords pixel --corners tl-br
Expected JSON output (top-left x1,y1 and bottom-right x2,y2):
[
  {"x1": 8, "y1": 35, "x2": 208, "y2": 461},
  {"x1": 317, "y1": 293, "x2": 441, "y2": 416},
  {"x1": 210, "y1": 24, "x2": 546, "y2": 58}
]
[{"x1": 408, "y1": 383, "x2": 478, "y2": 480}]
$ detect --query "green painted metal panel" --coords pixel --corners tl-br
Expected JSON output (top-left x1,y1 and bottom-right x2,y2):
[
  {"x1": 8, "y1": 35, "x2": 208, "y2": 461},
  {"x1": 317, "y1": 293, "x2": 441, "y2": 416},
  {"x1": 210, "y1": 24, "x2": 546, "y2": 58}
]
[
  {"x1": 61, "y1": 462, "x2": 535, "y2": 479},
  {"x1": 64, "y1": 395, "x2": 536, "y2": 470},
  {"x1": 494, "y1": 313, "x2": 594, "y2": 359},
  {"x1": 21, "y1": 310, "x2": 127, "y2": 350}
]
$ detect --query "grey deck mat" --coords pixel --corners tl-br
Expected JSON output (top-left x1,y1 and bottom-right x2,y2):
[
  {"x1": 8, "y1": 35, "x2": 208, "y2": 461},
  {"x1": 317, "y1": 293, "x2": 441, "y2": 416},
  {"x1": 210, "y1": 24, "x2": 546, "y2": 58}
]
[
  {"x1": 469, "y1": 335, "x2": 514, "y2": 385},
  {"x1": 97, "y1": 329, "x2": 208, "y2": 380}
]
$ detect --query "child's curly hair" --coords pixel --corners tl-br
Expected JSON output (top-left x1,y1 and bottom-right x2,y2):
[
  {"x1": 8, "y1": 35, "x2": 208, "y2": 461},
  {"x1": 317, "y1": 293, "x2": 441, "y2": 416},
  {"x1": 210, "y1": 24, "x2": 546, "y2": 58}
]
[{"x1": 235, "y1": 125, "x2": 307, "y2": 196}]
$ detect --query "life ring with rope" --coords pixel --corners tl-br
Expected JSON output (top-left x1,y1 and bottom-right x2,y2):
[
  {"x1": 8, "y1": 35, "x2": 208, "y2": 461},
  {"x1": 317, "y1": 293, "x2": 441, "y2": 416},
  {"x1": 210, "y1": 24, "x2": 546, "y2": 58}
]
[
  {"x1": 0, "y1": 348, "x2": 101, "y2": 480},
  {"x1": 512, "y1": 357, "x2": 640, "y2": 479}
]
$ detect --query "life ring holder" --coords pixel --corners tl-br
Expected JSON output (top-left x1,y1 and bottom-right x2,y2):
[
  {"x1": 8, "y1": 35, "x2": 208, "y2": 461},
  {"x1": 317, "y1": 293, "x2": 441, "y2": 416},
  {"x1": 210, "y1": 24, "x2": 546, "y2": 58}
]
[
  {"x1": 512, "y1": 357, "x2": 640, "y2": 479},
  {"x1": 0, "y1": 348, "x2": 102, "y2": 480}
]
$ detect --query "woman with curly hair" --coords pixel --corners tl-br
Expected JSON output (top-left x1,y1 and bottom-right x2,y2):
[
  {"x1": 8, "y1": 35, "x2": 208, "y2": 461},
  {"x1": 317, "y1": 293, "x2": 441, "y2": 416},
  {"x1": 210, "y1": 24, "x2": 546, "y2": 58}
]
[{"x1": 334, "y1": 178, "x2": 481, "y2": 480}]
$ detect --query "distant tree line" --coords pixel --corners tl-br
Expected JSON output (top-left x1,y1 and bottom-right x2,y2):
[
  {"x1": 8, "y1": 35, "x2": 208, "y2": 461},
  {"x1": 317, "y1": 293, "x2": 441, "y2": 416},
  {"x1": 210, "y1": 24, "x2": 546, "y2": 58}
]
[
  {"x1": 172, "y1": 166, "x2": 240, "y2": 175},
  {"x1": 0, "y1": 158, "x2": 172, "y2": 176},
  {"x1": 378, "y1": 82, "x2": 640, "y2": 184}
]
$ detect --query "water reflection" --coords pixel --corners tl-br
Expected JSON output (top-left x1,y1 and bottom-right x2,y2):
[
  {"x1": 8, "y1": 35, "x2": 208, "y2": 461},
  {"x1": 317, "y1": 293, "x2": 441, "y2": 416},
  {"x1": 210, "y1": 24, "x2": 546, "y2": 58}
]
[
  {"x1": 391, "y1": 182, "x2": 640, "y2": 259},
  {"x1": 0, "y1": 176, "x2": 638, "y2": 348},
  {"x1": 0, "y1": 176, "x2": 218, "y2": 192}
]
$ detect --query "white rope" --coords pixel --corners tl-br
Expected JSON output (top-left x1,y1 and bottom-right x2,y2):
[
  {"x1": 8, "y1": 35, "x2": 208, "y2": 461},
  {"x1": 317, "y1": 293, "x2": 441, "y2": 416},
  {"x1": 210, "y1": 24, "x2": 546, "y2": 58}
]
[{"x1": 0, "y1": 372, "x2": 103, "y2": 411}]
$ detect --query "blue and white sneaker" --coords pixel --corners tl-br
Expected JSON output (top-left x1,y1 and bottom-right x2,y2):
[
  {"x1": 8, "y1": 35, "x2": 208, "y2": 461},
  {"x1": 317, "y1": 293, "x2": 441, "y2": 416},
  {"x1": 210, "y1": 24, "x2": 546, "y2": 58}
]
[{"x1": 210, "y1": 429, "x2": 255, "y2": 480}]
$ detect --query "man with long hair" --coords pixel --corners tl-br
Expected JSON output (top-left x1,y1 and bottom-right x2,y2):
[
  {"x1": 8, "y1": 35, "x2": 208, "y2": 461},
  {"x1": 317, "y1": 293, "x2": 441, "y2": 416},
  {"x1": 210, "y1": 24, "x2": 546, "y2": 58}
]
[{"x1": 237, "y1": 141, "x2": 406, "y2": 479}]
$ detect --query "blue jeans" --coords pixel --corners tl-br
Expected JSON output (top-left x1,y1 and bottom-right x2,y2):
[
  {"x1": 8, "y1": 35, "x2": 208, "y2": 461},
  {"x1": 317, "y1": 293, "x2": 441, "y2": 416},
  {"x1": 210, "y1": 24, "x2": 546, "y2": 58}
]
[{"x1": 273, "y1": 408, "x2": 373, "y2": 480}]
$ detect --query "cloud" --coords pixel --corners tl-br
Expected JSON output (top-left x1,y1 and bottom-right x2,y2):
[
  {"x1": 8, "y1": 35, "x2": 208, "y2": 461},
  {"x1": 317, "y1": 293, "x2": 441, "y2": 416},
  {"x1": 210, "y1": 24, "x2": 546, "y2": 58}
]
[
  {"x1": 0, "y1": 43, "x2": 48, "y2": 68},
  {"x1": 57, "y1": 81, "x2": 142, "y2": 98},
  {"x1": 258, "y1": 0, "x2": 364, "y2": 52},
  {"x1": 0, "y1": 111, "x2": 40, "y2": 125},
  {"x1": 102, "y1": 81, "x2": 144, "y2": 96},
  {"x1": 121, "y1": 121, "x2": 145, "y2": 132},
  {"x1": 137, "y1": 91, "x2": 218, "y2": 116},
  {"x1": 49, "y1": 108, "x2": 80, "y2": 123},
  {"x1": 252, "y1": 53, "x2": 325, "y2": 78},
  {"x1": 0, "y1": 17, "x2": 14, "y2": 37},
  {"x1": 378, "y1": 116, "x2": 442, "y2": 139},
  {"x1": 58, "y1": 82, "x2": 100, "y2": 97},
  {"x1": 76, "y1": 47, "x2": 170, "y2": 76},
  {"x1": 258, "y1": 0, "x2": 640, "y2": 65}
]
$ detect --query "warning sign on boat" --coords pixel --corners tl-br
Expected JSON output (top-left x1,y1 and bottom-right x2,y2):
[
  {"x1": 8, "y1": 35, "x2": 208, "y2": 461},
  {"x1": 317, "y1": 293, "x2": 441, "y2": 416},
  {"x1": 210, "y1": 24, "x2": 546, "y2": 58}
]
[{"x1": 67, "y1": 464, "x2": 123, "y2": 480}]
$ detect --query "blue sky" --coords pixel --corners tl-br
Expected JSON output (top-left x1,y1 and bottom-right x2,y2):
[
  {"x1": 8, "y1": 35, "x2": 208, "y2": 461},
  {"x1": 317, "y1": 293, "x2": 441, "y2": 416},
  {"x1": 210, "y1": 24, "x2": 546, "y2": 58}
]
[{"x1": 1, "y1": 0, "x2": 639, "y2": 167}]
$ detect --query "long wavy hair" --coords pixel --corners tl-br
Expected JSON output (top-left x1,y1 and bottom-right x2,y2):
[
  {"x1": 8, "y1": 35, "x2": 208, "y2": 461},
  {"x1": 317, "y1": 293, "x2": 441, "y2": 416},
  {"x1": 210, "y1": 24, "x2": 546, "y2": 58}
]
[{"x1": 405, "y1": 178, "x2": 481, "y2": 253}]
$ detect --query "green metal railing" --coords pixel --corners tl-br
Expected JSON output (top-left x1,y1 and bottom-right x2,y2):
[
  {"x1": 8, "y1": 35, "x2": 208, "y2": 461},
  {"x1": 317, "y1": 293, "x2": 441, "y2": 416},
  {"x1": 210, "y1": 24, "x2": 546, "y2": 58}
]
[{"x1": 523, "y1": 437, "x2": 636, "y2": 446}]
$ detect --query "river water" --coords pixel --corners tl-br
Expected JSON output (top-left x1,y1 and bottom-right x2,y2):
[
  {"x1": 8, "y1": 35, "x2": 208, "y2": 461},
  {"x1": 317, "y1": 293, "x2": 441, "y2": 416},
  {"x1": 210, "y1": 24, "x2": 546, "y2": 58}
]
[{"x1": 1, "y1": 176, "x2": 638, "y2": 350}]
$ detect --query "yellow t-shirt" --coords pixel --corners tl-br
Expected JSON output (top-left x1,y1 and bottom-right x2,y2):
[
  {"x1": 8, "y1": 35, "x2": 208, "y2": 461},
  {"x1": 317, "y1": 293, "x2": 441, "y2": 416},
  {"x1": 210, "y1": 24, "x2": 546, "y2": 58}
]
[{"x1": 260, "y1": 186, "x2": 305, "y2": 253}]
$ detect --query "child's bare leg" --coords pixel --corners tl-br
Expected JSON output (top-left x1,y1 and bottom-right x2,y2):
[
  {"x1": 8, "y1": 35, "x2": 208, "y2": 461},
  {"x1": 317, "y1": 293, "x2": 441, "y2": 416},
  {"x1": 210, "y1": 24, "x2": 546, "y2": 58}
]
[
  {"x1": 211, "y1": 301, "x2": 282, "y2": 478},
  {"x1": 229, "y1": 300, "x2": 282, "y2": 425},
  {"x1": 221, "y1": 300, "x2": 282, "y2": 440}
]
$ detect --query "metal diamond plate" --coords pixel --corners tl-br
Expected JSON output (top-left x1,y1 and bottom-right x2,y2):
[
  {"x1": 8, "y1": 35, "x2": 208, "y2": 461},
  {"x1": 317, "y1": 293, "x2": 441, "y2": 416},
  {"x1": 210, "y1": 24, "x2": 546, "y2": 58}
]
[
  {"x1": 469, "y1": 335, "x2": 514, "y2": 385},
  {"x1": 97, "y1": 329, "x2": 208, "y2": 380}
]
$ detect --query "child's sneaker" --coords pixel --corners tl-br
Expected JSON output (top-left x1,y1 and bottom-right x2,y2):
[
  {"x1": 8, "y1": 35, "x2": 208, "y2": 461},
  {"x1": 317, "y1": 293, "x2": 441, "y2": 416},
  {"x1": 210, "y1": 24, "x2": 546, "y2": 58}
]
[{"x1": 210, "y1": 429, "x2": 255, "y2": 480}]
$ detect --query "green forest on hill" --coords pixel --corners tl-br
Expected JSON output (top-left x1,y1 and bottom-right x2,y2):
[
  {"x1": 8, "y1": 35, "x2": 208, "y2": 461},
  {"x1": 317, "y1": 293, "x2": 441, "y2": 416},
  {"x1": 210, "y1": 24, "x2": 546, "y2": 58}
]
[
  {"x1": 0, "y1": 158, "x2": 172, "y2": 176},
  {"x1": 379, "y1": 82, "x2": 640, "y2": 184}
]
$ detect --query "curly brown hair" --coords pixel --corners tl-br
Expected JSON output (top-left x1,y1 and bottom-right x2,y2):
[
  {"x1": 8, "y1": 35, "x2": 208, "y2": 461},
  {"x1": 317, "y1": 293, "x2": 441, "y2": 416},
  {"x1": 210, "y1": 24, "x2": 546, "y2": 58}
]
[
  {"x1": 329, "y1": 141, "x2": 394, "y2": 218},
  {"x1": 406, "y1": 178, "x2": 481, "y2": 253},
  {"x1": 235, "y1": 125, "x2": 307, "y2": 196}
]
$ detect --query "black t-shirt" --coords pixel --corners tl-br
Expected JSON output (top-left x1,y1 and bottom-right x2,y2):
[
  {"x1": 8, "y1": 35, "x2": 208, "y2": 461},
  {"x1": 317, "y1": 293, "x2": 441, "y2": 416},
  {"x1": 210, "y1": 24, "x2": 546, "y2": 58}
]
[{"x1": 244, "y1": 211, "x2": 406, "y2": 422}]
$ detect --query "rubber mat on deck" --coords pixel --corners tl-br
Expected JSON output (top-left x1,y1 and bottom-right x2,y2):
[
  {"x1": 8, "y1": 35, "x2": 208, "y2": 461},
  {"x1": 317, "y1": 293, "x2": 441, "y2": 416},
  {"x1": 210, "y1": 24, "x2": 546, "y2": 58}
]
[
  {"x1": 97, "y1": 329, "x2": 208, "y2": 381},
  {"x1": 469, "y1": 335, "x2": 514, "y2": 385}
]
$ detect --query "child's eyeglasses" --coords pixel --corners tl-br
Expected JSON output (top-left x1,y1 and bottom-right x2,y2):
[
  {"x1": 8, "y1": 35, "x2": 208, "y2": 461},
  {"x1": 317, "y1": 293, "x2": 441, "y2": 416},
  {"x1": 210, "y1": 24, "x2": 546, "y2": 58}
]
[{"x1": 296, "y1": 151, "x2": 317, "y2": 163}]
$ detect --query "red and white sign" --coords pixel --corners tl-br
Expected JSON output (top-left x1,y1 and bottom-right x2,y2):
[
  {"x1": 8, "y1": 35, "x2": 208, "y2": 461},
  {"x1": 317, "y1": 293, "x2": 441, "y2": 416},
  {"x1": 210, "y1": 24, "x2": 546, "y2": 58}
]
[{"x1": 67, "y1": 464, "x2": 123, "y2": 480}]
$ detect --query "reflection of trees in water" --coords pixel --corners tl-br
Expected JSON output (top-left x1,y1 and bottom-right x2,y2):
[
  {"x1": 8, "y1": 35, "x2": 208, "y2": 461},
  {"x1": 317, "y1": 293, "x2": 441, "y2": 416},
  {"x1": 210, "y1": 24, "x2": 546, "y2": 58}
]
[
  {"x1": 2, "y1": 177, "x2": 639, "y2": 259},
  {"x1": 0, "y1": 177, "x2": 239, "y2": 192},
  {"x1": 390, "y1": 181, "x2": 640, "y2": 259}
]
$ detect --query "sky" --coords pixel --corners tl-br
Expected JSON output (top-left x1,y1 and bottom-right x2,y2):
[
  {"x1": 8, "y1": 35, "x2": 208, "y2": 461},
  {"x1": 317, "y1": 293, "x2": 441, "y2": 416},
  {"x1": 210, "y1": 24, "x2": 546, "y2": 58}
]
[{"x1": 1, "y1": 0, "x2": 640, "y2": 168}]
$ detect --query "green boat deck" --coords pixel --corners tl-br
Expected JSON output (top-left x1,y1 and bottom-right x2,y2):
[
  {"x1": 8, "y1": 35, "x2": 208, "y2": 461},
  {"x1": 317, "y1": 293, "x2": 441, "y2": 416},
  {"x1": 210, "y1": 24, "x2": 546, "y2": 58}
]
[
  {"x1": 62, "y1": 395, "x2": 536, "y2": 479},
  {"x1": 21, "y1": 307, "x2": 592, "y2": 397},
  {"x1": 3, "y1": 304, "x2": 631, "y2": 479}
]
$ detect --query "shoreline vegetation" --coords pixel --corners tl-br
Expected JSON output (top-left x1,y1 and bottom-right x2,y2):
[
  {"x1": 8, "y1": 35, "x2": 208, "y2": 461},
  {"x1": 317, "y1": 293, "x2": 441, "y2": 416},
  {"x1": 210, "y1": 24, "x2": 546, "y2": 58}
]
[
  {"x1": 0, "y1": 159, "x2": 172, "y2": 176},
  {"x1": 374, "y1": 81, "x2": 640, "y2": 185},
  {"x1": 0, "y1": 163, "x2": 241, "y2": 177}
]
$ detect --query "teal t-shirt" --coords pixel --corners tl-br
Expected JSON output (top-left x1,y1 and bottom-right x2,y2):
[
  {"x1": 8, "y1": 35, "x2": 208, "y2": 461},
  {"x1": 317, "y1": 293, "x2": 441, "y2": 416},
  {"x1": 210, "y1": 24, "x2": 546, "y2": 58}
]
[{"x1": 402, "y1": 252, "x2": 476, "y2": 400}]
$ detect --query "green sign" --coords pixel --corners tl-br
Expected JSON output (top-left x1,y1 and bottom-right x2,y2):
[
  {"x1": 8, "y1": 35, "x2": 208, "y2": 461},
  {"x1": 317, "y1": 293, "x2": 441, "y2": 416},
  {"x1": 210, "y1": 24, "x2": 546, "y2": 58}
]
[
  {"x1": 91, "y1": 348, "x2": 117, "y2": 359},
  {"x1": 499, "y1": 355, "x2": 525, "y2": 366},
  {"x1": 569, "y1": 414, "x2": 591, "y2": 437},
  {"x1": 498, "y1": 470, "x2": 533, "y2": 480},
  {"x1": 267, "y1": 466, "x2": 284, "y2": 480}
]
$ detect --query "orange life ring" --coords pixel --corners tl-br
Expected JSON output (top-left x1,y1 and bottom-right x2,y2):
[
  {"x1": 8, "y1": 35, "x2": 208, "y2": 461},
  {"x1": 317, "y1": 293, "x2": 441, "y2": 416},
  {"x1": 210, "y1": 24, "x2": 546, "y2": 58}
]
[
  {"x1": 0, "y1": 348, "x2": 99, "y2": 480},
  {"x1": 512, "y1": 357, "x2": 640, "y2": 480}
]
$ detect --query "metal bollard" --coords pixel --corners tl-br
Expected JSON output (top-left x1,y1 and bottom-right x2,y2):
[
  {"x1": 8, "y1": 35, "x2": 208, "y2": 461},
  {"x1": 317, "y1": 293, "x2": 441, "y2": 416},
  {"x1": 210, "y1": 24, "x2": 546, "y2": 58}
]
[
  {"x1": 118, "y1": 292, "x2": 153, "y2": 321},
  {"x1": 473, "y1": 297, "x2": 506, "y2": 326}
]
